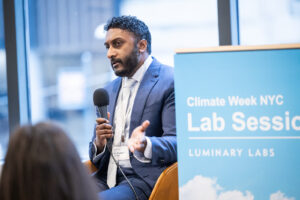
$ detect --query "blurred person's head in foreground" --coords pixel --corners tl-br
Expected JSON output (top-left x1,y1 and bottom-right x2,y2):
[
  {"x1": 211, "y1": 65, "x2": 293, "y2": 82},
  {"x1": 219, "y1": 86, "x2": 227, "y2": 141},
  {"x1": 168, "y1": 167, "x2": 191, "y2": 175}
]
[{"x1": 0, "y1": 121, "x2": 99, "y2": 200}]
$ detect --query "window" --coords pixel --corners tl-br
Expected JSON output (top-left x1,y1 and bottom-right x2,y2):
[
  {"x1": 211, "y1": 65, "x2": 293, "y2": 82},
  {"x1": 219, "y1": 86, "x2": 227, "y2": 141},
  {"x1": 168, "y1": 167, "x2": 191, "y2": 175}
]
[
  {"x1": 239, "y1": 0, "x2": 300, "y2": 45},
  {"x1": 0, "y1": 0, "x2": 9, "y2": 161},
  {"x1": 27, "y1": 0, "x2": 115, "y2": 159},
  {"x1": 121, "y1": 0, "x2": 219, "y2": 66}
]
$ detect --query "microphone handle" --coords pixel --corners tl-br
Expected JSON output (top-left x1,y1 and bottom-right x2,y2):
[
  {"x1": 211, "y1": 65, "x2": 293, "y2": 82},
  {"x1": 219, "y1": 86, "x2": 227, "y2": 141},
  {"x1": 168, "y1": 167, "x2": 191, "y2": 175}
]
[
  {"x1": 96, "y1": 106, "x2": 108, "y2": 119},
  {"x1": 95, "y1": 106, "x2": 113, "y2": 149}
]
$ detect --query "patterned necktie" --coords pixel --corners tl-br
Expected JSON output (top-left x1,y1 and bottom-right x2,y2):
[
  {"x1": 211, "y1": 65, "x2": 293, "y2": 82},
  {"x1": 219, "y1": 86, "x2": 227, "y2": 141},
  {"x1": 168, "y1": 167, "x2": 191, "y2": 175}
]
[{"x1": 107, "y1": 78, "x2": 137, "y2": 188}]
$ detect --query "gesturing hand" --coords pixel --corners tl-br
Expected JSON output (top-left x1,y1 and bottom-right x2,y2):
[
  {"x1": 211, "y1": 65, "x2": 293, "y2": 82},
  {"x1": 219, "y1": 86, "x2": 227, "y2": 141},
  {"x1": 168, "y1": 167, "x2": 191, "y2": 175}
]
[{"x1": 128, "y1": 120, "x2": 150, "y2": 153}]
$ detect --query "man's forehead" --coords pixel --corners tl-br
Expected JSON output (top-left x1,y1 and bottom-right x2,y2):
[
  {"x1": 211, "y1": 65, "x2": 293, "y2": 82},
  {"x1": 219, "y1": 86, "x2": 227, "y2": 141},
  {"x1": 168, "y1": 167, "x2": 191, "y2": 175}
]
[{"x1": 105, "y1": 28, "x2": 135, "y2": 41}]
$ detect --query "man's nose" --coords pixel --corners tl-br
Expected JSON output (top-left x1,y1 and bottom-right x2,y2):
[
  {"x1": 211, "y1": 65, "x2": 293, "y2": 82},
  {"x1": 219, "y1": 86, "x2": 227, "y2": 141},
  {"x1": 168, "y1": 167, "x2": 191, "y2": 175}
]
[{"x1": 107, "y1": 47, "x2": 116, "y2": 59}]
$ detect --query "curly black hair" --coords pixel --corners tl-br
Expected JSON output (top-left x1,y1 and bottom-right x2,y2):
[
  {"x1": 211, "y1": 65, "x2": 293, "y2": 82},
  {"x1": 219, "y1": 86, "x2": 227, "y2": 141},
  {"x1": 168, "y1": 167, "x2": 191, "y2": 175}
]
[{"x1": 104, "y1": 15, "x2": 152, "y2": 54}]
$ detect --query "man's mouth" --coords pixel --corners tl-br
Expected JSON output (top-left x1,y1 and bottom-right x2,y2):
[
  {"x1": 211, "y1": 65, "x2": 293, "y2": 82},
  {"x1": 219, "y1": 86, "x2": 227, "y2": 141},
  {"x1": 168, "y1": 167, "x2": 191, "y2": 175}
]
[{"x1": 111, "y1": 60, "x2": 122, "y2": 69}]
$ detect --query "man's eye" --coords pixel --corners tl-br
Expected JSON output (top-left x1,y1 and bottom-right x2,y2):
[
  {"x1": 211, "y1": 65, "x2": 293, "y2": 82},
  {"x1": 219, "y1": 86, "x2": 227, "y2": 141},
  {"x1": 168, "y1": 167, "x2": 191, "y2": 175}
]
[{"x1": 114, "y1": 41, "x2": 122, "y2": 47}]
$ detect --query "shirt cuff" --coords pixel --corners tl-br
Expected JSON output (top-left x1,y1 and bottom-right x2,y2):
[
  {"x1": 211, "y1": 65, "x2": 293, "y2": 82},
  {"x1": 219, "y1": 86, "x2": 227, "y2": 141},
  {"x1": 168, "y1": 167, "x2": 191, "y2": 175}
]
[
  {"x1": 144, "y1": 136, "x2": 152, "y2": 159},
  {"x1": 133, "y1": 136, "x2": 152, "y2": 163},
  {"x1": 92, "y1": 140, "x2": 106, "y2": 163}
]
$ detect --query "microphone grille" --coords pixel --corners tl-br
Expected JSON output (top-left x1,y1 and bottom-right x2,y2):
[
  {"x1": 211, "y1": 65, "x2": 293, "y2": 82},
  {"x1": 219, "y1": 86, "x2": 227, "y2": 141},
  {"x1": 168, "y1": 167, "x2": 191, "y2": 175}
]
[{"x1": 93, "y1": 88, "x2": 109, "y2": 107}]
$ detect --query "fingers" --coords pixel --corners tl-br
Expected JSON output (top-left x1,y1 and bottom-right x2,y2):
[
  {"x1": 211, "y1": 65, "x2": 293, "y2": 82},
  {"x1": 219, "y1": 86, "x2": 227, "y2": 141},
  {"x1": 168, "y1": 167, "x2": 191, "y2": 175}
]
[
  {"x1": 128, "y1": 141, "x2": 135, "y2": 152},
  {"x1": 95, "y1": 112, "x2": 110, "y2": 124},
  {"x1": 96, "y1": 129, "x2": 113, "y2": 139},
  {"x1": 128, "y1": 137, "x2": 146, "y2": 153},
  {"x1": 95, "y1": 126, "x2": 113, "y2": 151},
  {"x1": 96, "y1": 123, "x2": 112, "y2": 130},
  {"x1": 95, "y1": 116, "x2": 113, "y2": 151},
  {"x1": 96, "y1": 123, "x2": 113, "y2": 138},
  {"x1": 128, "y1": 138, "x2": 135, "y2": 152},
  {"x1": 96, "y1": 117, "x2": 109, "y2": 124},
  {"x1": 132, "y1": 120, "x2": 150, "y2": 134},
  {"x1": 140, "y1": 120, "x2": 150, "y2": 132}
]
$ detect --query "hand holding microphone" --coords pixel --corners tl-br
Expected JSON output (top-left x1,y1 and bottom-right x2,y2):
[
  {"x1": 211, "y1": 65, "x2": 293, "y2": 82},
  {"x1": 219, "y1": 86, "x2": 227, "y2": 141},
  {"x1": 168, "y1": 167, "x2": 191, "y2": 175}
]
[{"x1": 93, "y1": 88, "x2": 113, "y2": 153}]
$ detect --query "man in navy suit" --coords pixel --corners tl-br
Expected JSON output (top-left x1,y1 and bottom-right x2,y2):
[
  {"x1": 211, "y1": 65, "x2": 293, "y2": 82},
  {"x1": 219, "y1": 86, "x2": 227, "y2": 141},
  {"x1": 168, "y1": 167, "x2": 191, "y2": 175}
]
[{"x1": 89, "y1": 15, "x2": 176, "y2": 200}]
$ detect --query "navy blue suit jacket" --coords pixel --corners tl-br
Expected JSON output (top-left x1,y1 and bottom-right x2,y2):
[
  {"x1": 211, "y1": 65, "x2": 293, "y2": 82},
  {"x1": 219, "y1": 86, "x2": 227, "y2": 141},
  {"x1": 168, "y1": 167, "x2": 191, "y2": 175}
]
[{"x1": 89, "y1": 57, "x2": 177, "y2": 188}]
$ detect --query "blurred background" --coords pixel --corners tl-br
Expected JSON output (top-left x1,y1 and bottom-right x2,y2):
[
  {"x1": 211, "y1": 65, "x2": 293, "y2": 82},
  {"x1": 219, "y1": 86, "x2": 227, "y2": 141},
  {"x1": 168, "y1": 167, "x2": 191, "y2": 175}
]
[{"x1": 1, "y1": 0, "x2": 300, "y2": 160}]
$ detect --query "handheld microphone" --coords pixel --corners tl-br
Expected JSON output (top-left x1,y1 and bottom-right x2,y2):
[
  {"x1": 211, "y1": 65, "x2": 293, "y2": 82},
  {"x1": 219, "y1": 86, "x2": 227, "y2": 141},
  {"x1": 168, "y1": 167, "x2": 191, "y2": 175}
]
[
  {"x1": 93, "y1": 88, "x2": 109, "y2": 119},
  {"x1": 93, "y1": 88, "x2": 113, "y2": 150}
]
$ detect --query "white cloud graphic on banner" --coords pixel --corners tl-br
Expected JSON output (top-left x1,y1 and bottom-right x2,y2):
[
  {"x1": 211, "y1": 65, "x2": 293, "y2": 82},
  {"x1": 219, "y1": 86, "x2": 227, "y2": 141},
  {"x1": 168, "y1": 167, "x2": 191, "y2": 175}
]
[
  {"x1": 270, "y1": 191, "x2": 295, "y2": 200},
  {"x1": 179, "y1": 175, "x2": 253, "y2": 200},
  {"x1": 218, "y1": 190, "x2": 254, "y2": 200},
  {"x1": 180, "y1": 175, "x2": 295, "y2": 200}
]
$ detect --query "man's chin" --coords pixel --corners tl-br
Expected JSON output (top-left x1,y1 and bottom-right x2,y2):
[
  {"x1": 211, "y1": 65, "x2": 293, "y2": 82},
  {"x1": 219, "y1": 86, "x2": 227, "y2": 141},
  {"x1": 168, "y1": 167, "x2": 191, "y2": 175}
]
[
  {"x1": 112, "y1": 65, "x2": 126, "y2": 76},
  {"x1": 114, "y1": 69, "x2": 128, "y2": 77}
]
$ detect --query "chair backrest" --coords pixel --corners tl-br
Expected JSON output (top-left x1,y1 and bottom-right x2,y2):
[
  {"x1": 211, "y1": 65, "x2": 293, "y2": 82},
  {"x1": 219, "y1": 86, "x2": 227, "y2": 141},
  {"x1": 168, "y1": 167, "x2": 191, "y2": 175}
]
[
  {"x1": 83, "y1": 161, "x2": 179, "y2": 200},
  {"x1": 84, "y1": 160, "x2": 98, "y2": 174},
  {"x1": 148, "y1": 162, "x2": 178, "y2": 200}
]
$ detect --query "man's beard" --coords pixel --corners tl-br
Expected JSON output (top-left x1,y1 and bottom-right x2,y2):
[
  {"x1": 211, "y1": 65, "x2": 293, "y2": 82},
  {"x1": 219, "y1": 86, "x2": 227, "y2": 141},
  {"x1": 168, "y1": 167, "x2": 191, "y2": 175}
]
[{"x1": 112, "y1": 47, "x2": 139, "y2": 77}]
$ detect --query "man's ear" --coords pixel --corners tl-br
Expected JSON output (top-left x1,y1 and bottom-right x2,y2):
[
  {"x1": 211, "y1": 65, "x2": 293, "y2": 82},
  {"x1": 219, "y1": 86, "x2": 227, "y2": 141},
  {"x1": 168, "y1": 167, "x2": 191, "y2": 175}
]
[{"x1": 138, "y1": 39, "x2": 147, "y2": 53}]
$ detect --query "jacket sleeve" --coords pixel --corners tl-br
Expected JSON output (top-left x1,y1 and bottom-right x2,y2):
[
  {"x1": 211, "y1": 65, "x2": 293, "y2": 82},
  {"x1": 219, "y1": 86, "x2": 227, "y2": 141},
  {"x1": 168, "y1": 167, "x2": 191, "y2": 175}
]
[
  {"x1": 89, "y1": 125, "x2": 110, "y2": 170},
  {"x1": 150, "y1": 86, "x2": 177, "y2": 166}
]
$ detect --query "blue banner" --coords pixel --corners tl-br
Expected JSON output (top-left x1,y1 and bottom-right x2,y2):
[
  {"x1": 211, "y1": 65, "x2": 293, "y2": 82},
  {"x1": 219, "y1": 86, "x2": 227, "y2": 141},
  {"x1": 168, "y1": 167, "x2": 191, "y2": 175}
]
[{"x1": 174, "y1": 47, "x2": 300, "y2": 200}]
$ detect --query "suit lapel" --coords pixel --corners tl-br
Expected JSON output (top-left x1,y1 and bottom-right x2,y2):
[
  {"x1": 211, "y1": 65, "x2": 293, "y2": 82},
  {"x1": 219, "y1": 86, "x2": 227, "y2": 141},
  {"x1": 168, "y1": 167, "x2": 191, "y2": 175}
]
[
  {"x1": 109, "y1": 78, "x2": 122, "y2": 124},
  {"x1": 129, "y1": 58, "x2": 160, "y2": 135}
]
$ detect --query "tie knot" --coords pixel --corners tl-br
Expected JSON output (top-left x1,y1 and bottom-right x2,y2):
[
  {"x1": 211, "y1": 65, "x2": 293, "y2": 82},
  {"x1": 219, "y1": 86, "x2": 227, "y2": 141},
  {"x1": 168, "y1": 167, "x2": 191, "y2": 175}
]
[{"x1": 124, "y1": 78, "x2": 136, "y2": 88}]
